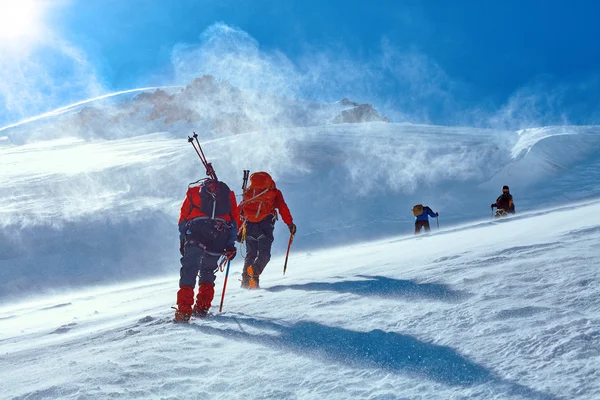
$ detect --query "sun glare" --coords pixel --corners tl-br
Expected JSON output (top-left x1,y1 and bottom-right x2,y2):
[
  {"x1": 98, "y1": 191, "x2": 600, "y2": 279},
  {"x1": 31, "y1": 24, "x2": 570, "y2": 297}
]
[{"x1": 0, "y1": 0, "x2": 43, "y2": 41}]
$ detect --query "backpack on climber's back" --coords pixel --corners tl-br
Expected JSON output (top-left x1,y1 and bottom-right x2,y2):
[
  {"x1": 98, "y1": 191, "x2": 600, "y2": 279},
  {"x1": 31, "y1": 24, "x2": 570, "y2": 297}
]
[
  {"x1": 198, "y1": 179, "x2": 232, "y2": 218},
  {"x1": 412, "y1": 204, "x2": 424, "y2": 217},
  {"x1": 240, "y1": 172, "x2": 278, "y2": 223}
]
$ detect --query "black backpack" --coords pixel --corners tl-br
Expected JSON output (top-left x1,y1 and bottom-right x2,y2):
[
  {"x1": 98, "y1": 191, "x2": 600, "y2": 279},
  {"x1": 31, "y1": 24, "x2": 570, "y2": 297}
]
[{"x1": 198, "y1": 179, "x2": 232, "y2": 218}]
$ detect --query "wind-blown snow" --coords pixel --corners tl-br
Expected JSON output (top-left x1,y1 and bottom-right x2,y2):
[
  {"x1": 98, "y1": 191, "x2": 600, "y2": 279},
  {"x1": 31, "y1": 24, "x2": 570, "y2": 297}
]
[
  {"x1": 1, "y1": 200, "x2": 599, "y2": 399},
  {"x1": 1, "y1": 97, "x2": 600, "y2": 300}
]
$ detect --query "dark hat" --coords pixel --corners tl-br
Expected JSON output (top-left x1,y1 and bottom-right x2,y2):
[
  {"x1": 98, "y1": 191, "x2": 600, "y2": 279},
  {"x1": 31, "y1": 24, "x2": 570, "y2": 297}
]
[{"x1": 502, "y1": 185, "x2": 509, "y2": 191}]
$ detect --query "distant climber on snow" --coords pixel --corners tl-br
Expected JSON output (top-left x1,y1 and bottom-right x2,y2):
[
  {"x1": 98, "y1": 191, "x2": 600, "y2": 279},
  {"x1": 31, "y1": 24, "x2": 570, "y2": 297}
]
[
  {"x1": 412, "y1": 204, "x2": 438, "y2": 234},
  {"x1": 238, "y1": 171, "x2": 296, "y2": 289},
  {"x1": 491, "y1": 185, "x2": 515, "y2": 218}
]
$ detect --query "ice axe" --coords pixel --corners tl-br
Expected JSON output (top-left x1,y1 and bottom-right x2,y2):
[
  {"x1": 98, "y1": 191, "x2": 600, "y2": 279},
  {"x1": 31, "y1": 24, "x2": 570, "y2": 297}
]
[{"x1": 283, "y1": 233, "x2": 294, "y2": 275}]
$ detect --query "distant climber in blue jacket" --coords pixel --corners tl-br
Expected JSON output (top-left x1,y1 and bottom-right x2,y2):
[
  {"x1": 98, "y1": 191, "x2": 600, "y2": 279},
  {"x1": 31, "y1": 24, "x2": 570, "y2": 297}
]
[{"x1": 412, "y1": 204, "x2": 438, "y2": 234}]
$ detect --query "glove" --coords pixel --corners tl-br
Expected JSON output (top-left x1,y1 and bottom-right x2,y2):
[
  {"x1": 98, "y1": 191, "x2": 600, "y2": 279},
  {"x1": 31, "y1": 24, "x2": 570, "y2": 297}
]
[
  {"x1": 178, "y1": 220, "x2": 188, "y2": 235},
  {"x1": 288, "y1": 223, "x2": 297, "y2": 235},
  {"x1": 490, "y1": 203, "x2": 496, "y2": 209},
  {"x1": 179, "y1": 239, "x2": 185, "y2": 256},
  {"x1": 435, "y1": 212, "x2": 439, "y2": 217},
  {"x1": 224, "y1": 244, "x2": 237, "y2": 261}
]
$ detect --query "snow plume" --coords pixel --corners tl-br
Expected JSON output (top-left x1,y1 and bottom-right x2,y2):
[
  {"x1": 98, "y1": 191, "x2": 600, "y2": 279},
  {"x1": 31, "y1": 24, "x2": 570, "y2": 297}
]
[
  {"x1": 172, "y1": 27, "x2": 600, "y2": 129},
  {"x1": 378, "y1": 39, "x2": 460, "y2": 124},
  {"x1": 173, "y1": 23, "x2": 299, "y2": 98},
  {"x1": 172, "y1": 23, "x2": 378, "y2": 102},
  {"x1": 487, "y1": 75, "x2": 600, "y2": 130},
  {"x1": 487, "y1": 77, "x2": 570, "y2": 130},
  {"x1": 170, "y1": 23, "x2": 374, "y2": 131},
  {"x1": 345, "y1": 126, "x2": 510, "y2": 195},
  {"x1": 169, "y1": 23, "x2": 461, "y2": 125}
]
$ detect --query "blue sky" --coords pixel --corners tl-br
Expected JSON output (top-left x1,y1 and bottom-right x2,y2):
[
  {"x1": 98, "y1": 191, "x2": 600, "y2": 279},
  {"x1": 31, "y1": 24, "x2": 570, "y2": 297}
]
[{"x1": 2, "y1": 0, "x2": 600, "y2": 128}]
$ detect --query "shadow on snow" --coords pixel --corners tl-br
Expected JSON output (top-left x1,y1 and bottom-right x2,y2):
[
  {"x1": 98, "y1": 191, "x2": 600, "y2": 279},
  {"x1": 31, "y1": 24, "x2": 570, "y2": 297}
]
[
  {"x1": 265, "y1": 275, "x2": 469, "y2": 302},
  {"x1": 191, "y1": 315, "x2": 558, "y2": 399}
]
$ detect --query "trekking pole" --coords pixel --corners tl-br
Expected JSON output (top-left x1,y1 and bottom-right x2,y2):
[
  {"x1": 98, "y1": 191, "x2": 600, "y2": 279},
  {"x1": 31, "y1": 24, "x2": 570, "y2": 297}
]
[
  {"x1": 187, "y1": 132, "x2": 217, "y2": 180},
  {"x1": 187, "y1": 134, "x2": 204, "y2": 163},
  {"x1": 193, "y1": 132, "x2": 217, "y2": 179},
  {"x1": 219, "y1": 258, "x2": 232, "y2": 313},
  {"x1": 283, "y1": 233, "x2": 294, "y2": 275}
]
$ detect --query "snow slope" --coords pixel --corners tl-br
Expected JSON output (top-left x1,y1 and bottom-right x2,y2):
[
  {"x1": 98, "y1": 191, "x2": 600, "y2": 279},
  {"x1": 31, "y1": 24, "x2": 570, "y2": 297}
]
[
  {"x1": 1, "y1": 200, "x2": 599, "y2": 399},
  {"x1": 2, "y1": 108, "x2": 600, "y2": 301}
]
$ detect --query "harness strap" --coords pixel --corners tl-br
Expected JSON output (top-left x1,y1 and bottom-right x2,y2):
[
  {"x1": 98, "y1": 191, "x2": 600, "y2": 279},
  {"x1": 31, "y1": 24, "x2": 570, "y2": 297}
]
[
  {"x1": 188, "y1": 216, "x2": 230, "y2": 224},
  {"x1": 211, "y1": 192, "x2": 217, "y2": 219},
  {"x1": 255, "y1": 202, "x2": 262, "y2": 219},
  {"x1": 184, "y1": 240, "x2": 223, "y2": 257},
  {"x1": 238, "y1": 188, "x2": 270, "y2": 207}
]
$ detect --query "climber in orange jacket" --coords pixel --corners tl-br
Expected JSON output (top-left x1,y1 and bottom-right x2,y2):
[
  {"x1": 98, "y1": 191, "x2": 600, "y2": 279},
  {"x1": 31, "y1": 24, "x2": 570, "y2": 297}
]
[{"x1": 238, "y1": 172, "x2": 295, "y2": 289}]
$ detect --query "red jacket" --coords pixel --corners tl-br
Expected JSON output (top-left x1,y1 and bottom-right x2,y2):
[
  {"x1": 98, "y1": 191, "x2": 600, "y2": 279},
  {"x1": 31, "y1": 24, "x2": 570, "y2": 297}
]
[{"x1": 178, "y1": 186, "x2": 241, "y2": 227}]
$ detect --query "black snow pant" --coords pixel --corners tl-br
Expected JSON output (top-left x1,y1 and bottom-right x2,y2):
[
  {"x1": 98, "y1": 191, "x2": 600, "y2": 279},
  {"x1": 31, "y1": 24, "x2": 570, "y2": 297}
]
[
  {"x1": 415, "y1": 220, "x2": 431, "y2": 234},
  {"x1": 180, "y1": 217, "x2": 232, "y2": 287},
  {"x1": 242, "y1": 217, "x2": 275, "y2": 283}
]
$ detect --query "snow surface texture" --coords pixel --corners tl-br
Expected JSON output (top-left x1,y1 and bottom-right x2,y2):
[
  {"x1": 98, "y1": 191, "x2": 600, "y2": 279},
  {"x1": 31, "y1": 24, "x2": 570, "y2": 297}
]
[{"x1": 1, "y1": 200, "x2": 600, "y2": 399}]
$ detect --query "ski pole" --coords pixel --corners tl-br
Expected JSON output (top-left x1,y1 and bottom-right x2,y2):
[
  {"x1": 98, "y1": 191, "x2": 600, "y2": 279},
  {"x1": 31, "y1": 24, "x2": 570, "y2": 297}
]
[
  {"x1": 436, "y1": 216, "x2": 440, "y2": 230},
  {"x1": 283, "y1": 232, "x2": 294, "y2": 275},
  {"x1": 219, "y1": 259, "x2": 232, "y2": 313}
]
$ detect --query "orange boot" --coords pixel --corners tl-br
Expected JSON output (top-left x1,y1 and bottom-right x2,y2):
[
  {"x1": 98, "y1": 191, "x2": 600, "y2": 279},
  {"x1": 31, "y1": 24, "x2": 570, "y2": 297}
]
[{"x1": 247, "y1": 266, "x2": 260, "y2": 289}]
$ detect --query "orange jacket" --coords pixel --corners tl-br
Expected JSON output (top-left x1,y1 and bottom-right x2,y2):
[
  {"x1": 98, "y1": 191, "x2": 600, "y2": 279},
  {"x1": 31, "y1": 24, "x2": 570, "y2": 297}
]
[
  {"x1": 178, "y1": 186, "x2": 241, "y2": 227},
  {"x1": 272, "y1": 189, "x2": 293, "y2": 225}
]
